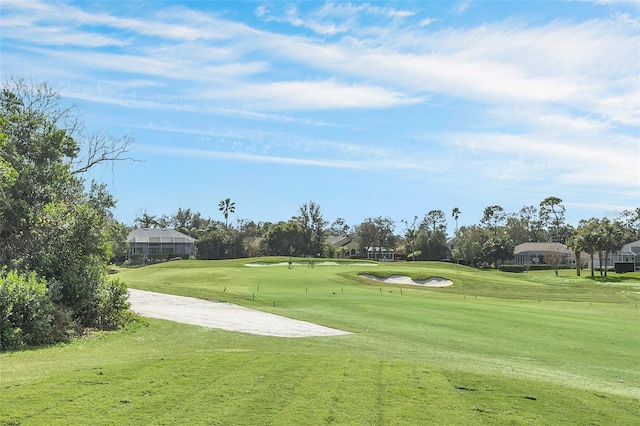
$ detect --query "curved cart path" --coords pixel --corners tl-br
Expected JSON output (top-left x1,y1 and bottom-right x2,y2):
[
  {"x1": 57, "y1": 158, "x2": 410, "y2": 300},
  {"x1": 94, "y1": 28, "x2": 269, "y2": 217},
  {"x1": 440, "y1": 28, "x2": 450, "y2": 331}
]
[{"x1": 128, "y1": 289, "x2": 351, "y2": 338}]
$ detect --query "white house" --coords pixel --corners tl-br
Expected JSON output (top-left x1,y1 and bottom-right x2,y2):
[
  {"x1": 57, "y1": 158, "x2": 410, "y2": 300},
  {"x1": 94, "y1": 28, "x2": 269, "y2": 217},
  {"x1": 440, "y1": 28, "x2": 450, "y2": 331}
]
[
  {"x1": 589, "y1": 239, "x2": 640, "y2": 271},
  {"x1": 365, "y1": 246, "x2": 396, "y2": 261},
  {"x1": 127, "y1": 228, "x2": 196, "y2": 259}
]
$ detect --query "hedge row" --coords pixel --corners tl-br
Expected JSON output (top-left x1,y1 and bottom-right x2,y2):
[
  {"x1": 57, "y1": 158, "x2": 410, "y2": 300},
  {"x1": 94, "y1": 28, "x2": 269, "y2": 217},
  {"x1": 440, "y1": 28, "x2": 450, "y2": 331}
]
[{"x1": 499, "y1": 264, "x2": 575, "y2": 273}]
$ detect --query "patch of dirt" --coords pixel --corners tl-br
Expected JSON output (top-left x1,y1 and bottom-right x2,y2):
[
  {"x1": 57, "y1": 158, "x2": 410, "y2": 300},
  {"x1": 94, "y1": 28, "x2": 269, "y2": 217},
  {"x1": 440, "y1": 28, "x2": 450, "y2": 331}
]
[{"x1": 128, "y1": 289, "x2": 351, "y2": 338}]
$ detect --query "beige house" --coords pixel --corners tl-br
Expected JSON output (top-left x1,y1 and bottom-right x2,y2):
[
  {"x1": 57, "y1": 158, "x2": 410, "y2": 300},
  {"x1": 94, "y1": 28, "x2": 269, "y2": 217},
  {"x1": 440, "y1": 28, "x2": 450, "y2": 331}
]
[
  {"x1": 512, "y1": 242, "x2": 572, "y2": 265},
  {"x1": 329, "y1": 235, "x2": 360, "y2": 258}
]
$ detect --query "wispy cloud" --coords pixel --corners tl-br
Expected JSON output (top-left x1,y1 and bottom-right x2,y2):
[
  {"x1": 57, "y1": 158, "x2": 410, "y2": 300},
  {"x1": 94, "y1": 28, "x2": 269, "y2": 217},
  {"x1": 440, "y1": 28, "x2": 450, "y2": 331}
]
[
  {"x1": 452, "y1": 1, "x2": 470, "y2": 14},
  {"x1": 135, "y1": 144, "x2": 443, "y2": 173}
]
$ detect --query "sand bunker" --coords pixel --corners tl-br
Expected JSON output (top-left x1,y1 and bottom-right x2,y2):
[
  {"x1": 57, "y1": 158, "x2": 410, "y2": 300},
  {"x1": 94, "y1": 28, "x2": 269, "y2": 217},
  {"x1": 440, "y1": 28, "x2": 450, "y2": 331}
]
[
  {"x1": 128, "y1": 289, "x2": 351, "y2": 338},
  {"x1": 360, "y1": 274, "x2": 453, "y2": 287}
]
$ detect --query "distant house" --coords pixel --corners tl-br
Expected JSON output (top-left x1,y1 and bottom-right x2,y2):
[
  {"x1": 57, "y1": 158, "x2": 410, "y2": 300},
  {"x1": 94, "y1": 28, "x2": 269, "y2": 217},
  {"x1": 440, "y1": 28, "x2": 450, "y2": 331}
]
[
  {"x1": 589, "y1": 239, "x2": 640, "y2": 271},
  {"x1": 127, "y1": 228, "x2": 196, "y2": 259},
  {"x1": 512, "y1": 242, "x2": 572, "y2": 265},
  {"x1": 365, "y1": 246, "x2": 396, "y2": 261},
  {"x1": 328, "y1": 235, "x2": 360, "y2": 258}
]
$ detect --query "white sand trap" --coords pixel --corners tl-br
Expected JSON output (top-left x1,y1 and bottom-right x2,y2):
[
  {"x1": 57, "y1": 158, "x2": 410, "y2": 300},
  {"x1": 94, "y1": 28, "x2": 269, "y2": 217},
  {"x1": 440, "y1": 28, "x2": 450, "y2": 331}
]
[
  {"x1": 128, "y1": 289, "x2": 351, "y2": 338},
  {"x1": 360, "y1": 274, "x2": 453, "y2": 287}
]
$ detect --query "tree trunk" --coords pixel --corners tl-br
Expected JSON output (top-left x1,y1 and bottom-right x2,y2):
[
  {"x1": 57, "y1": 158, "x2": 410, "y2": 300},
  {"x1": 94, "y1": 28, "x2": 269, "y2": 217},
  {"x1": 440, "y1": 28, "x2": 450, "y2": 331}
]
[{"x1": 599, "y1": 252, "x2": 603, "y2": 276}]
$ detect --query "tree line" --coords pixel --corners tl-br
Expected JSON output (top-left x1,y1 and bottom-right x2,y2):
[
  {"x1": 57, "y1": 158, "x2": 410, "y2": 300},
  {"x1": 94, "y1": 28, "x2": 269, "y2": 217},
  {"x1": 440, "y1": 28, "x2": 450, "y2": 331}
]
[{"x1": 131, "y1": 196, "x2": 639, "y2": 276}]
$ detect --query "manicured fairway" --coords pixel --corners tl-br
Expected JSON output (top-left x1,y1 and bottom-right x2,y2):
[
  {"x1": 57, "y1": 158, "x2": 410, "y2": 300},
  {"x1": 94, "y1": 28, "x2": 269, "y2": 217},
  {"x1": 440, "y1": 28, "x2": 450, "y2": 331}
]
[{"x1": 2, "y1": 259, "x2": 639, "y2": 425}]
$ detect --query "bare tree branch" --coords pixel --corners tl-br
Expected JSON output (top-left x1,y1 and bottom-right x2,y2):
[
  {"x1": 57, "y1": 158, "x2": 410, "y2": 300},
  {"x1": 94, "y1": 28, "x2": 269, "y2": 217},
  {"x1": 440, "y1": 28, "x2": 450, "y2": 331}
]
[{"x1": 71, "y1": 132, "x2": 137, "y2": 175}]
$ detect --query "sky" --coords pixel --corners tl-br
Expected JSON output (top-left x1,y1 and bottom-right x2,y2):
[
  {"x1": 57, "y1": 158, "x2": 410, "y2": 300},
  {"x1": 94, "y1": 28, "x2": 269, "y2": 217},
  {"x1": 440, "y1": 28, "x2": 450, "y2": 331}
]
[{"x1": 2, "y1": 0, "x2": 639, "y2": 234}]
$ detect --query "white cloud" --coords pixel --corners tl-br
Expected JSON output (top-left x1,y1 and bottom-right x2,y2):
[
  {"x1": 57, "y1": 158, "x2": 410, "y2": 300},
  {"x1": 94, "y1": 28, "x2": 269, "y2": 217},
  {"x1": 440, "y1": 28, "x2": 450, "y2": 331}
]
[
  {"x1": 443, "y1": 131, "x2": 639, "y2": 188},
  {"x1": 452, "y1": 1, "x2": 470, "y2": 14},
  {"x1": 418, "y1": 18, "x2": 438, "y2": 27},
  {"x1": 213, "y1": 79, "x2": 421, "y2": 110}
]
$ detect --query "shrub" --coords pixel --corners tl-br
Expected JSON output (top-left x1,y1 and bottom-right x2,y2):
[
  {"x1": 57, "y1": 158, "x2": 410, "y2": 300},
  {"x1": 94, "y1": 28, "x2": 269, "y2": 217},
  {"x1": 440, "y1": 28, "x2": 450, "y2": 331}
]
[
  {"x1": 499, "y1": 264, "x2": 526, "y2": 273},
  {"x1": 0, "y1": 270, "x2": 54, "y2": 351},
  {"x1": 95, "y1": 277, "x2": 133, "y2": 330}
]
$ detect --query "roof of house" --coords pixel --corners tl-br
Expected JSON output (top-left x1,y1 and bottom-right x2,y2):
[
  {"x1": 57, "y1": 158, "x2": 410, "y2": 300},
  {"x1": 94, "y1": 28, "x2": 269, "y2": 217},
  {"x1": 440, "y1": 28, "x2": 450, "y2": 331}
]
[
  {"x1": 328, "y1": 235, "x2": 353, "y2": 247},
  {"x1": 128, "y1": 228, "x2": 196, "y2": 243},
  {"x1": 514, "y1": 242, "x2": 569, "y2": 254},
  {"x1": 622, "y1": 239, "x2": 640, "y2": 253}
]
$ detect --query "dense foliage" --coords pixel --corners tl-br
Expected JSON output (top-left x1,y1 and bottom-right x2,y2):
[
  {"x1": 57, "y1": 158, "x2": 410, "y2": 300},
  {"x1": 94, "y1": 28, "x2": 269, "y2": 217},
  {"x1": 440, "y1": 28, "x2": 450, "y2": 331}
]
[{"x1": 0, "y1": 78, "x2": 132, "y2": 350}]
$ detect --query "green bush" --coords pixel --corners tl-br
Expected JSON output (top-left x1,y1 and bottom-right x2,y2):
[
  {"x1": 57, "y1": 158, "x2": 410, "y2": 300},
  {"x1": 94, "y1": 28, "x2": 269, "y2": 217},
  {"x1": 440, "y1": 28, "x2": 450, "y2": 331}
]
[
  {"x1": 499, "y1": 264, "x2": 526, "y2": 273},
  {"x1": 95, "y1": 277, "x2": 132, "y2": 330},
  {"x1": 0, "y1": 270, "x2": 54, "y2": 351}
]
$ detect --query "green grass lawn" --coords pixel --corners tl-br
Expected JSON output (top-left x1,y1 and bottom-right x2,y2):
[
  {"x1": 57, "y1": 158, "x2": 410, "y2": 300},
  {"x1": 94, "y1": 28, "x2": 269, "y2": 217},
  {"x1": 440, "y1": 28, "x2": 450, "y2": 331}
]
[{"x1": 2, "y1": 259, "x2": 639, "y2": 425}]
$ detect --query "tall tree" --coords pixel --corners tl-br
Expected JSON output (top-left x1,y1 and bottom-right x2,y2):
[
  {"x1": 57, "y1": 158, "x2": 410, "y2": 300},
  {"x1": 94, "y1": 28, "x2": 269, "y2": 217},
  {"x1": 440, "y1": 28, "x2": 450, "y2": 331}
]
[
  {"x1": 356, "y1": 216, "x2": 395, "y2": 260},
  {"x1": 218, "y1": 198, "x2": 236, "y2": 229},
  {"x1": 423, "y1": 210, "x2": 447, "y2": 234},
  {"x1": 263, "y1": 221, "x2": 305, "y2": 256},
  {"x1": 597, "y1": 219, "x2": 625, "y2": 277},
  {"x1": 451, "y1": 207, "x2": 461, "y2": 232},
  {"x1": 401, "y1": 216, "x2": 420, "y2": 261},
  {"x1": 414, "y1": 211, "x2": 449, "y2": 260},
  {"x1": 618, "y1": 208, "x2": 640, "y2": 242},
  {"x1": 567, "y1": 232, "x2": 586, "y2": 276},
  {"x1": 481, "y1": 233, "x2": 515, "y2": 269},
  {"x1": 577, "y1": 218, "x2": 602, "y2": 277},
  {"x1": 481, "y1": 205, "x2": 505, "y2": 235},
  {"x1": 294, "y1": 201, "x2": 327, "y2": 256},
  {"x1": 518, "y1": 205, "x2": 545, "y2": 242},
  {"x1": 171, "y1": 208, "x2": 193, "y2": 233},
  {"x1": 134, "y1": 211, "x2": 158, "y2": 228},
  {"x1": 329, "y1": 217, "x2": 351, "y2": 236},
  {"x1": 539, "y1": 196, "x2": 566, "y2": 242},
  {"x1": 452, "y1": 225, "x2": 490, "y2": 267}
]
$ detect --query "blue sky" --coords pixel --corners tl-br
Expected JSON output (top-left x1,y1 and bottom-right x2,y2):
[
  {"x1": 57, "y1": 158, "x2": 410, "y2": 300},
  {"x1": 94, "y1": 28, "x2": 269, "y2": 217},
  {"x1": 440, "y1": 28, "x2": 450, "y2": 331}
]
[{"x1": 2, "y1": 0, "x2": 639, "y2": 234}]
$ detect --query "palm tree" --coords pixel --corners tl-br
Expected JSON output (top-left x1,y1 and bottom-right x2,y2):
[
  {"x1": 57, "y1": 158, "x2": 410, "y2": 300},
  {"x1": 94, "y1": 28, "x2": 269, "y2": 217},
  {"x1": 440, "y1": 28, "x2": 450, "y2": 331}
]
[
  {"x1": 218, "y1": 198, "x2": 236, "y2": 229},
  {"x1": 566, "y1": 233, "x2": 585, "y2": 276},
  {"x1": 452, "y1": 207, "x2": 461, "y2": 232},
  {"x1": 135, "y1": 212, "x2": 158, "y2": 228}
]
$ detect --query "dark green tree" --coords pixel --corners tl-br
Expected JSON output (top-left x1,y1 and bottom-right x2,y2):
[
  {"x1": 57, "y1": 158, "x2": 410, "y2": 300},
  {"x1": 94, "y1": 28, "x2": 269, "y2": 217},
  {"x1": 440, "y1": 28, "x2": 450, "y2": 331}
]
[
  {"x1": 264, "y1": 221, "x2": 306, "y2": 256},
  {"x1": 481, "y1": 233, "x2": 515, "y2": 268},
  {"x1": 597, "y1": 219, "x2": 625, "y2": 276},
  {"x1": 294, "y1": 201, "x2": 327, "y2": 256},
  {"x1": 451, "y1": 225, "x2": 489, "y2": 267},
  {"x1": 576, "y1": 218, "x2": 601, "y2": 277},
  {"x1": 196, "y1": 228, "x2": 245, "y2": 260},
  {"x1": 134, "y1": 211, "x2": 158, "y2": 228},
  {"x1": 329, "y1": 217, "x2": 351, "y2": 236},
  {"x1": 539, "y1": 196, "x2": 567, "y2": 242},
  {"x1": 481, "y1": 205, "x2": 506, "y2": 235},
  {"x1": 355, "y1": 216, "x2": 395, "y2": 260},
  {"x1": 401, "y1": 216, "x2": 420, "y2": 260},
  {"x1": 422, "y1": 210, "x2": 447, "y2": 234}
]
